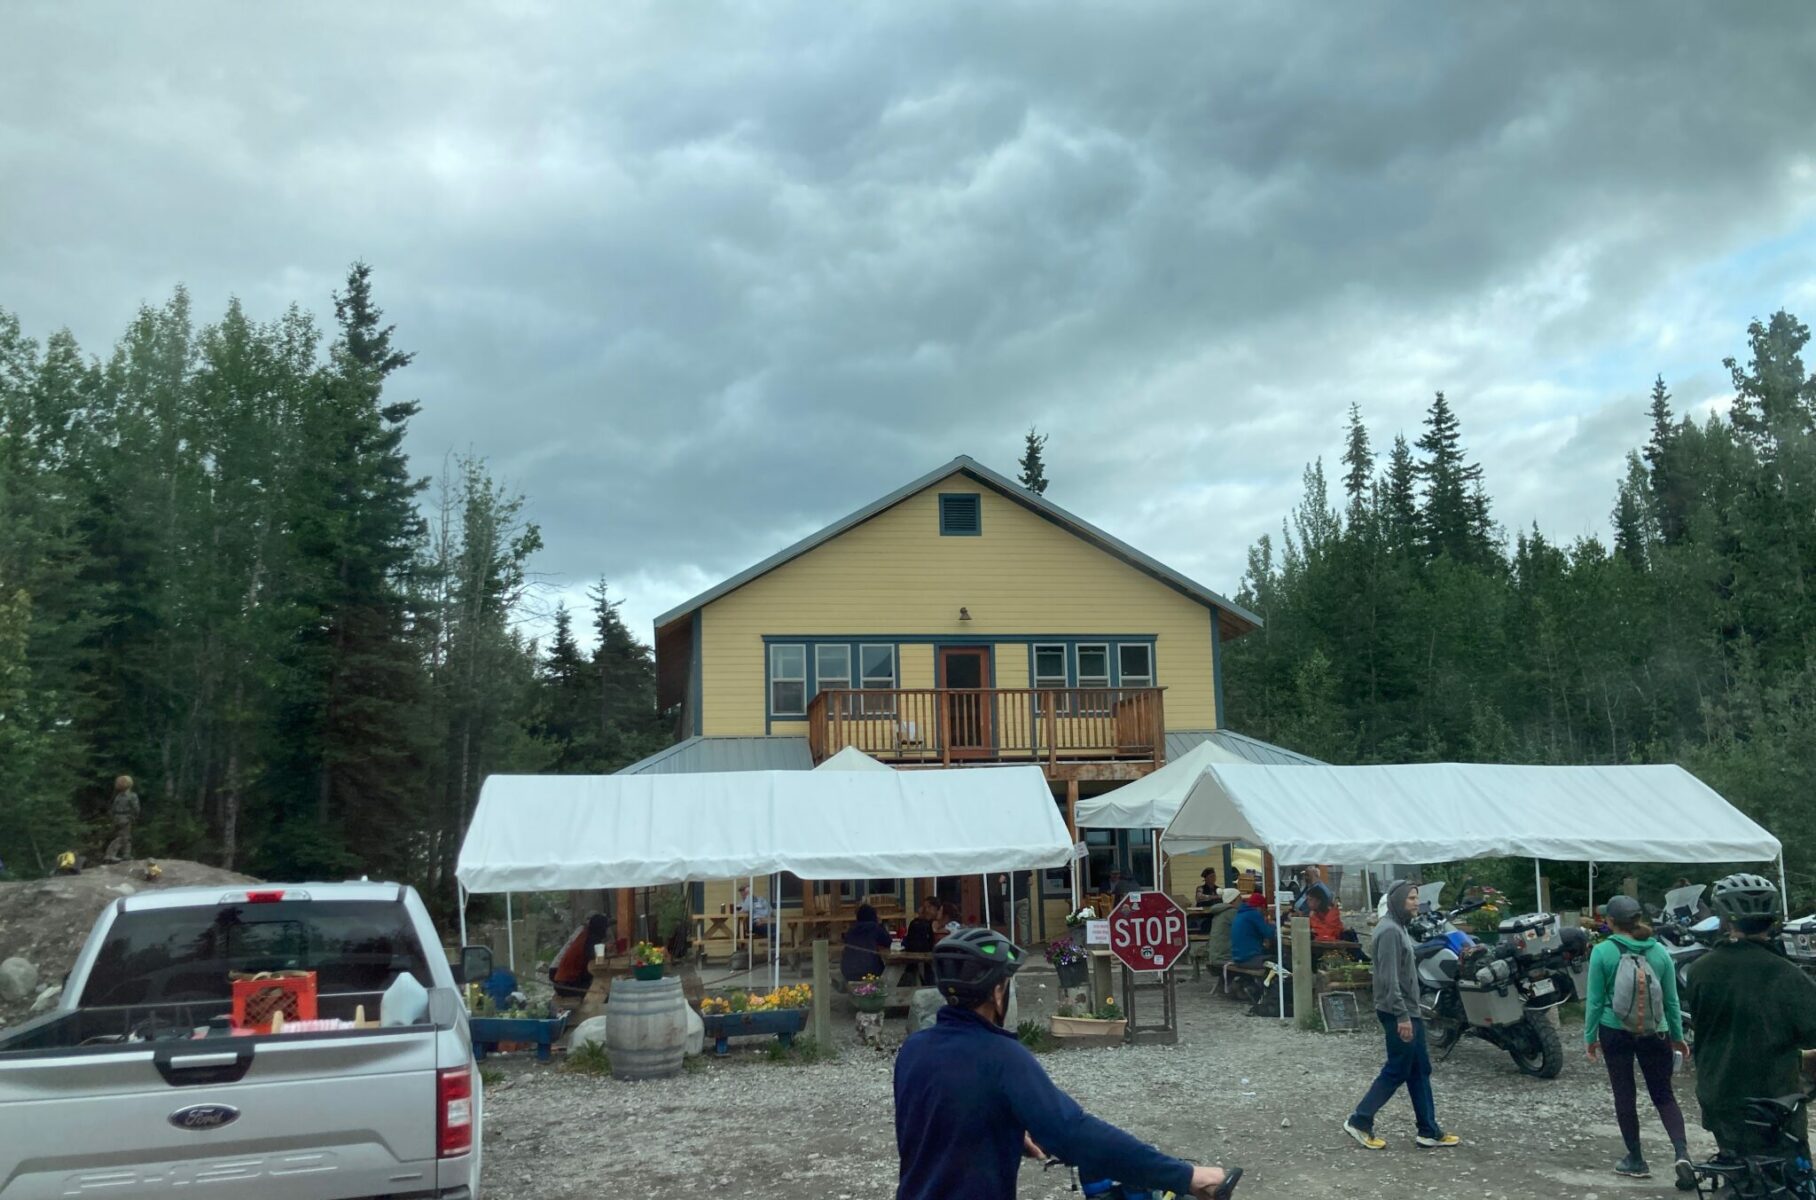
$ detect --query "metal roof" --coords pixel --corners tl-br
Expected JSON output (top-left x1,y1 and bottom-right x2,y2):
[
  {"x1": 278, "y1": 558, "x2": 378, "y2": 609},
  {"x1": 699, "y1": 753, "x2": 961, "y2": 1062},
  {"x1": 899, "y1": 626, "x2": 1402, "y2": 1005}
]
[
  {"x1": 654, "y1": 455, "x2": 1261, "y2": 636},
  {"x1": 617, "y1": 735, "x2": 813, "y2": 776},
  {"x1": 1165, "y1": 729, "x2": 1326, "y2": 767}
]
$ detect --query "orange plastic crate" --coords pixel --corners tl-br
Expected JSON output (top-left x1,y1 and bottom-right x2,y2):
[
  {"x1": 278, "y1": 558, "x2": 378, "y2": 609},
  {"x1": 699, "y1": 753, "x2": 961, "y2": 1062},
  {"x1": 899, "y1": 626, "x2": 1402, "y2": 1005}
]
[{"x1": 231, "y1": 972, "x2": 318, "y2": 1030}]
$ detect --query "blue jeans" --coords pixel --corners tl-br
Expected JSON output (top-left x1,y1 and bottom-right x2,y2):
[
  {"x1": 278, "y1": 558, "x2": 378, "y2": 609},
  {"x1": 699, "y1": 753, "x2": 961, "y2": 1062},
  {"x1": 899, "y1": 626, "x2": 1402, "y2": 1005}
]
[{"x1": 1350, "y1": 1012, "x2": 1441, "y2": 1138}]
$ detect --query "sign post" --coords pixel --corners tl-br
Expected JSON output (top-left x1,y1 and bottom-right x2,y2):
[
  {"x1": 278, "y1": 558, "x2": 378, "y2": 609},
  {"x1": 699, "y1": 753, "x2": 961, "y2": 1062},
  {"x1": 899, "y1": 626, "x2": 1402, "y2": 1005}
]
[{"x1": 1108, "y1": 892, "x2": 1186, "y2": 1046}]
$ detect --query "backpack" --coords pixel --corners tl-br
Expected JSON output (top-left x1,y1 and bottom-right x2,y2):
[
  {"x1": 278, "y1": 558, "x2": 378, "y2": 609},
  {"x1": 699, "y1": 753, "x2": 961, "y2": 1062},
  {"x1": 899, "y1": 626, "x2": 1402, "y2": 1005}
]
[{"x1": 1610, "y1": 944, "x2": 1666, "y2": 1034}]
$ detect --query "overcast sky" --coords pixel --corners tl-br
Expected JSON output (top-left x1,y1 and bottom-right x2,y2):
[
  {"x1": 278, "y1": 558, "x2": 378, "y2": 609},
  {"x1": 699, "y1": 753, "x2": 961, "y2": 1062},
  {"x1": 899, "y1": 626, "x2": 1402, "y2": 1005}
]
[{"x1": 5, "y1": 2, "x2": 1815, "y2": 641}]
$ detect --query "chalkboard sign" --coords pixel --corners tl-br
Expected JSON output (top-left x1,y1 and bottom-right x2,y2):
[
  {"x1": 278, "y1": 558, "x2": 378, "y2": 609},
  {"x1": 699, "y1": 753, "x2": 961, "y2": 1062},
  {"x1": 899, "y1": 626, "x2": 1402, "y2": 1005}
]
[{"x1": 1319, "y1": 990, "x2": 1362, "y2": 1033}]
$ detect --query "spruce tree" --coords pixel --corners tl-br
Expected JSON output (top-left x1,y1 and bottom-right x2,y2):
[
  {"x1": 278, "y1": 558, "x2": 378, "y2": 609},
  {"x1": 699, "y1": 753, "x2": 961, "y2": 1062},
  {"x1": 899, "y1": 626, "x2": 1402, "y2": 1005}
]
[
  {"x1": 1413, "y1": 391, "x2": 1490, "y2": 564},
  {"x1": 1018, "y1": 426, "x2": 1050, "y2": 495},
  {"x1": 1340, "y1": 403, "x2": 1373, "y2": 510},
  {"x1": 1383, "y1": 435, "x2": 1419, "y2": 546}
]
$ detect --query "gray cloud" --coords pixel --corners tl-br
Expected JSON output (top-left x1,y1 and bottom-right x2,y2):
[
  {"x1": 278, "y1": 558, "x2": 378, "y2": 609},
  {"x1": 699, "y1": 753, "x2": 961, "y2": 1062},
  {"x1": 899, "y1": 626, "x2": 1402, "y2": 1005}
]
[{"x1": 5, "y1": 1, "x2": 1815, "y2": 637}]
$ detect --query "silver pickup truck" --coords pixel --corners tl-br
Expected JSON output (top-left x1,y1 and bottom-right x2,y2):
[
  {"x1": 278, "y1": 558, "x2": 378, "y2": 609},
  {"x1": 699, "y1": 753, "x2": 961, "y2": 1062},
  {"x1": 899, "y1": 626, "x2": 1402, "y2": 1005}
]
[{"x1": 0, "y1": 882, "x2": 484, "y2": 1199}]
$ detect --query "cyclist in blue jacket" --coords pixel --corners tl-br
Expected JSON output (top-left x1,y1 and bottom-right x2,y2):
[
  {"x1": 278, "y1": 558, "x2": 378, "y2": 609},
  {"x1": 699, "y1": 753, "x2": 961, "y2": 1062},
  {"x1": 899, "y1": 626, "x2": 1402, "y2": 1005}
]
[{"x1": 893, "y1": 927, "x2": 1229, "y2": 1200}]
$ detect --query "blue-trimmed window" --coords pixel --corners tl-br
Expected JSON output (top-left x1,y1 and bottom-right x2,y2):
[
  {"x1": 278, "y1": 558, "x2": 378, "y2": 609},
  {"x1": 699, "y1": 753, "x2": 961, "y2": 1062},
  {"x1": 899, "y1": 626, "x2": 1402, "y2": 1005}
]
[
  {"x1": 770, "y1": 644, "x2": 807, "y2": 716},
  {"x1": 1032, "y1": 643, "x2": 1069, "y2": 716},
  {"x1": 939, "y1": 493, "x2": 982, "y2": 536},
  {"x1": 858, "y1": 644, "x2": 897, "y2": 714},
  {"x1": 1118, "y1": 644, "x2": 1154, "y2": 688}
]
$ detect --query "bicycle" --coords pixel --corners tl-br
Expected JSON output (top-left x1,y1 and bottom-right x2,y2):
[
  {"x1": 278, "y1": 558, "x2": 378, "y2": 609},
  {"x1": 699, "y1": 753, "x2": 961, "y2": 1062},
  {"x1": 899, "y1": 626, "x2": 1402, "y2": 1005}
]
[
  {"x1": 1042, "y1": 1155, "x2": 1244, "y2": 1199},
  {"x1": 1682, "y1": 1083, "x2": 1816, "y2": 1198}
]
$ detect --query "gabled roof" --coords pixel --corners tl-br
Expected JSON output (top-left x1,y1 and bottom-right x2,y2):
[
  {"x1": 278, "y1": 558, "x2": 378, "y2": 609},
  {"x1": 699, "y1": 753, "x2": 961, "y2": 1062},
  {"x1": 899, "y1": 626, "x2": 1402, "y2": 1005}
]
[
  {"x1": 618, "y1": 735, "x2": 813, "y2": 776},
  {"x1": 654, "y1": 455, "x2": 1261, "y2": 636},
  {"x1": 1165, "y1": 728, "x2": 1326, "y2": 766}
]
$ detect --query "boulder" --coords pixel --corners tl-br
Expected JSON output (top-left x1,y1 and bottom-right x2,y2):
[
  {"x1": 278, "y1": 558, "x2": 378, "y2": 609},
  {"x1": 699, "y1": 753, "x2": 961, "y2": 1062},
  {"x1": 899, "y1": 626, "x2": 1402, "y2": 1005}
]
[
  {"x1": 684, "y1": 1004, "x2": 704, "y2": 1058},
  {"x1": 909, "y1": 988, "x2": 946, "y2": 1033},
  {"x1": 0, "y1": 958, "x2": 38, "y2": 1004},
  {"x1": 29, "y1": 985, "x2": 62, "y2": 1015},
  {"x1": 568, "y1": 1014, "x2": 608, "y2": 1052}
]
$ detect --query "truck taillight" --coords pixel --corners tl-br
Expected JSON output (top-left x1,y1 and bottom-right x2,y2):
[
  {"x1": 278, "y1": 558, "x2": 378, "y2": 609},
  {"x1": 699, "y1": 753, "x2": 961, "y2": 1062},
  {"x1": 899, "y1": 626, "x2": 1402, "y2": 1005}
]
[
  {"x1": 438, "y1": 1067, "x2": 473, "y2": 1157},
  {"x1": 246, "y1": 890, "x2": 286, "y2": 904}
]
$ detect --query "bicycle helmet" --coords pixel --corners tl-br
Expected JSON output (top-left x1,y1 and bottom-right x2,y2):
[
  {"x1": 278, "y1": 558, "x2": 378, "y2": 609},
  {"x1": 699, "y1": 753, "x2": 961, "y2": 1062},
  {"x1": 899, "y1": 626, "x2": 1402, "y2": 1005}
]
[
  {"x1": 1710, "y1": 873, "x2": 1779, "y2": 929},
  {"x1": 931, "y1": 927, "x2": 1025, "y2": 1005}
]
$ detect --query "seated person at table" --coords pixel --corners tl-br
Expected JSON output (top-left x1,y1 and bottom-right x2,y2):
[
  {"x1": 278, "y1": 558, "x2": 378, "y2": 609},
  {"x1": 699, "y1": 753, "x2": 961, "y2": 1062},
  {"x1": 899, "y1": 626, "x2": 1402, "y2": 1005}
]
[
  {"x1": 941, "y1": 900, "x2": 963, "y2": 937},
  {"x1": 1108, "y1": 869, "x2": 1137, "y2": 900},
  {"x1": 550, "y1": 913, "x2": 611, "y2": 997},
  {"x1": 1229, "y1": 893, "x2": 1276, "y2": 969},
  {"x1": 1206, "y1": 888, "x2": 1241, "y2": 962},
  {"x1": 1303, "y1": 882, "x2": 1359, "y2": 948},
  {"x1": 1193, "y1": 867, "x2": 1221, "y2": 908},
  {"x1": 902, "y1": 896, "x2": 940, "y2": 984},
  {"x1": 736, "y1": 884, "x2": 772, "y2": 938},
  {"x1": 842, "y1": 904, "x2": 894, "y2": 982}
]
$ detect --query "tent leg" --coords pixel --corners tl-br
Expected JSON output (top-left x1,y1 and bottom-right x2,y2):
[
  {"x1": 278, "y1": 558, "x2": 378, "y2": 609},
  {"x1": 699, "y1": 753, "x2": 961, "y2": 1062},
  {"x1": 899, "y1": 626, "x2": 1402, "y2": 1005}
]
[
  {"x1": 772, "y1": 875, "x2": 780, "y2": 992},
  {"x1": 1588, "y1": 862, "x2": 1596, "y2": 916},
  {"x1": 1362, "y1": 866, "x2": 1372, "y2": 915},
  {"x1": 1780, "y1": 852, "x2": 1791, "y2": 919},
  {"x1": 505, "y1": 892, "x2": 516, "y2": 977},
  {"x1": 1273, "y1": 856, "x2": 1285, "y2": 1020},
  {"x1": 457, "y1": 883, "x2": 468, "y2": 949},
  {"x1": 1534, "y1": 859, "x2": 1543, "y2": 913},
  {"x1": 983, "y1": 875, "x2": 991, "y2": 928},
  {"x1": 1152, "y1": 830, "x2": 1163, "y2": 891}
]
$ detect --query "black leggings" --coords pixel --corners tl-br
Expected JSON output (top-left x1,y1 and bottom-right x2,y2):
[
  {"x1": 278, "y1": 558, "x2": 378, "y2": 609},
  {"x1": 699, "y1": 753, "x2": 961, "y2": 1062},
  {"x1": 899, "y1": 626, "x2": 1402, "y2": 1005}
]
[{"x1": 1599, "y1": 1026, "x2": 1687, "y2": 1154}]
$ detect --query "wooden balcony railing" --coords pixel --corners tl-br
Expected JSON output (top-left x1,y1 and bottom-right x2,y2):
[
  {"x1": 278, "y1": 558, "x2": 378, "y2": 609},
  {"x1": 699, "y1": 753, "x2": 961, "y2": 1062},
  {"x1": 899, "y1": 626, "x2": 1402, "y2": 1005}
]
[{"x1": 806, "y1": 687, "x2": 1165, "y2": 769}]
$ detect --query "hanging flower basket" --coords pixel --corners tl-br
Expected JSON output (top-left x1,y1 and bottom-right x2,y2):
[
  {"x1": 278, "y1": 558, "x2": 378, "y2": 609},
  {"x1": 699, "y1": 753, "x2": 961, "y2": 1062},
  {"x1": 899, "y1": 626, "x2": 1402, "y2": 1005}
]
[{"x1": 849, "y1": 975, "x2": 887, "y2": 1013}]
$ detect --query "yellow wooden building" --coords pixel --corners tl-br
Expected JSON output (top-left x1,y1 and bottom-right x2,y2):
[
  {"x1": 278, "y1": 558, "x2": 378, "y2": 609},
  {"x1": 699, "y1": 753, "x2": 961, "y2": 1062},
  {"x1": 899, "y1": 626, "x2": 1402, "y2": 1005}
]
[{"x1": 629, "y1": 455, "x2": 1320, "y2": 945}]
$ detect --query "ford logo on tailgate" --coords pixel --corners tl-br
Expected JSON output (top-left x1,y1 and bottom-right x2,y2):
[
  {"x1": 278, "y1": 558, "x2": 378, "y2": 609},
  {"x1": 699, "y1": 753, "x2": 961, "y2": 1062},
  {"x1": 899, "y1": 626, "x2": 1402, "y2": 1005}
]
[{"x1": 169, "y1": 1103, "x2": 240, "y2": 1131}]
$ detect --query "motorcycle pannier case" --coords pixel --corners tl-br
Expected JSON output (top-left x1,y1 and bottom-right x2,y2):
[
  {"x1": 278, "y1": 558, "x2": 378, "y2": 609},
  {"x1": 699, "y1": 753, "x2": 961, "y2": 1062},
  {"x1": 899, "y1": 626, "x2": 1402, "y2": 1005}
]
[
  {"x1": 1497, "y1": 912, "x2": 1561, "y2": 958},
  {"x1": 1457, "y1": 980, "x2": 1527, "y2": 1027},
  {"x1": 1782, "y1": 915, "x2": 1816, "y2": 963}
]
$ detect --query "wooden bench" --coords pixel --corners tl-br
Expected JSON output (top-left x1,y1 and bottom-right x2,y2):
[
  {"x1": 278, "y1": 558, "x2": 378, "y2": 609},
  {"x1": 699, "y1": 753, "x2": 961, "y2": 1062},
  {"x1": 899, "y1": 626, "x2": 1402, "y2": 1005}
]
[{"x1": 1206, "y1": 960, "x2": 1272, "y2": 1001}]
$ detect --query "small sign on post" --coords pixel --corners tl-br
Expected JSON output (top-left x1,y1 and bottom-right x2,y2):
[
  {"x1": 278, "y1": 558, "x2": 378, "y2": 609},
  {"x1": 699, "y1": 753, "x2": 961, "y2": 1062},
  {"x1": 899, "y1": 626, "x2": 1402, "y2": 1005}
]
[{"x1": 1084, "y1": 920, "x2": 1110, "y2": 946}]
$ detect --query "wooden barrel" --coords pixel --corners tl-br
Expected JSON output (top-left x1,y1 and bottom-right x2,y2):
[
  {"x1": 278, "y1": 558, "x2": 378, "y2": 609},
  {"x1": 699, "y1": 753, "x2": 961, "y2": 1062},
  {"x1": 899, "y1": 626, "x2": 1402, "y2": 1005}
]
[{"x1": 605, "y1": 976, "x2": 687, "y2": 1080}]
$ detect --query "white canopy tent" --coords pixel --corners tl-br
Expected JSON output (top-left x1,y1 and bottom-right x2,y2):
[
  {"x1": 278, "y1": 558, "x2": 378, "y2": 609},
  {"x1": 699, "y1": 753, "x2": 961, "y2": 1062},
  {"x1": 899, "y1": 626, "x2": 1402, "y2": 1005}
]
[
  {"x1": 1163, "y1": 762, "x2": 1782, "y2": 868},
  {"x1": 813, "y1": 746, "x2": 894, "y2": 772},
  {"x1": 456, "y1": 765, "x2": 1073, "y2": 986},
  {"x1": 458, "y1": 765, "x2": 1071, "y2": 893},
  {"x1": 1163, "y1": 761, "x2": 1785, "y2": 1019}
]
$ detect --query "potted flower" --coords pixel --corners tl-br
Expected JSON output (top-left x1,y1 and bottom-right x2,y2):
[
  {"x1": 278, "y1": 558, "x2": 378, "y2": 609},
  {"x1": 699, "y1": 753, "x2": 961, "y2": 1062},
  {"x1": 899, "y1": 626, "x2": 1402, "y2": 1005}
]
[
  {"x1": 1463, "y1": 887, "x2": 1510, "y2": 940},
  {"x1": 631, "y1": 941, "x2": 668, "y2": 980},
  {"x1": 1049, "y1": 996, "x2": 1126, "y2": 1046},
  {"x1": 849, "y1": 975, "x2": 887, "y2": 1014},
  {"x1": 1064, "y1": 906, "x2": 1096, "y2": 929},
  {"x1": 1046, "y1": 937, "x2": 1089, "y2": 989}
]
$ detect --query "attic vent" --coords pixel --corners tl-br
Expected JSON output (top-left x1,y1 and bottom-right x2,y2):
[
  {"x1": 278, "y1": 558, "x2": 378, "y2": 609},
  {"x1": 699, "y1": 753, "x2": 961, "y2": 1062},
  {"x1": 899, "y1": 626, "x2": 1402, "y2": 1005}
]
[{"x1": 939, "y1": 493, "x2": 982, "y2": 536}]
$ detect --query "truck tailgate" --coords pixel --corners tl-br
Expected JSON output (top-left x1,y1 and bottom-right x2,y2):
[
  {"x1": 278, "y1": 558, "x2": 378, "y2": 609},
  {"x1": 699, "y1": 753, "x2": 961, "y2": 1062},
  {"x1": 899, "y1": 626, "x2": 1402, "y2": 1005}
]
[{"x1": 0, "y1": 1029, "x2": 446, "y2": 1200}]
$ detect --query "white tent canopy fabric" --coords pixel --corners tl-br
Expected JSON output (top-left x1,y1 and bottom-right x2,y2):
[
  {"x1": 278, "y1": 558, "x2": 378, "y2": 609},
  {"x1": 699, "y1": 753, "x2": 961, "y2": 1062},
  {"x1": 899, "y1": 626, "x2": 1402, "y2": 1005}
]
[
  {"x1": 1164, "y1": 762, "x2": 1782, "y2": 867},
  {"x1": 457, "y1": 765, "x2": 1071, "y2": 894},
  {"x1": 813, "y1": 746, "x2": 894, "y2": 772},
  {"x1": 1073, "y1": 739, "x2": 1248, "y2": 831}
]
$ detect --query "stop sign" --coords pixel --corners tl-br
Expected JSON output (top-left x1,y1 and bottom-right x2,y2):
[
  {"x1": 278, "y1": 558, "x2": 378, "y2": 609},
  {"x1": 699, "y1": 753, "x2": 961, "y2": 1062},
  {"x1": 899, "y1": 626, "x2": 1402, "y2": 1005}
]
[{"x1": 1108, "y1": 891, "x2": 1189, "y2": 974}]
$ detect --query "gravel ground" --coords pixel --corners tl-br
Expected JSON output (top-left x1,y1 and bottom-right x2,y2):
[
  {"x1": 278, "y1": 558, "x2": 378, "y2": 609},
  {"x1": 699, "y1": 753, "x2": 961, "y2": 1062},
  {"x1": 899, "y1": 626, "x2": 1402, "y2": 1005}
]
[{"x1": 481, "y1": 971, "x2": 1716, "y2": 1200}]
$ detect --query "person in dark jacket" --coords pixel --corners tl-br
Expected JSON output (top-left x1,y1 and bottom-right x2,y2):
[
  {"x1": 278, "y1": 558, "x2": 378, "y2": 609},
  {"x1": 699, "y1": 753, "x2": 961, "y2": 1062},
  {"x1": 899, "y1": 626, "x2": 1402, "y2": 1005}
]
[
  {"x1": 1684, "y1": 873, "x2": 1816, "y2": 1176},
  {"x1": 1229, "y1": 893, "x2": 1275, "y2": 968},
  {"x1": 550, "y1": 913, "x2": 611, "y2": 997},
  {"x1": 894, "y1": 927, "x2": 1231, "y2": 1200},
  {"x1": 1343, "y1": 880, "x2": 1461, "y2": 1151},
  {"x1": 842, "y1": 904, "x2": 893, "y2": 982},
  {"x1": 901, "y1": 896, "x2": 940, "y2": 986}
]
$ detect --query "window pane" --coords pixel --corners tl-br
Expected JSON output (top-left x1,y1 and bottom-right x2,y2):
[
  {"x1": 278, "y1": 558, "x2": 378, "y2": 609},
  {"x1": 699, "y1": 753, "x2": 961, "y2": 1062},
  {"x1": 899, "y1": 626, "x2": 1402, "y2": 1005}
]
[
  {"x1": 1119, "y1": 644, "x2": 1152, "y2": 683},
  {"x1": 772, "y1": 644, "x2": 805, "y2": 679},
  {"x1": 860, "y1": 644, "x2": 895, "y2": 683},
  {"x1": 772, "y1": 680, "x2": 806, "y2": 715},
  {"x1": 1077, "y1": 645, "x2": 1109, "y2": 683},
  {"x1": 816, "y1": 645, "x2": 850, "y2": 685},
  {"x1": 1034, "y1": 646, "x2": 1066, "y2": 681}
]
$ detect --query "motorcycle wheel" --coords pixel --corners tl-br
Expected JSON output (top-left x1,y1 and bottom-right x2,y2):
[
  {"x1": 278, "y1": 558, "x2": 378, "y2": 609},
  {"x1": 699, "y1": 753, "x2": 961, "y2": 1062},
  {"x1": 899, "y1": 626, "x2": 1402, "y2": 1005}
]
[{"x1": 1506, "y1": 1013, "x2": 1564, "y2": 1079}]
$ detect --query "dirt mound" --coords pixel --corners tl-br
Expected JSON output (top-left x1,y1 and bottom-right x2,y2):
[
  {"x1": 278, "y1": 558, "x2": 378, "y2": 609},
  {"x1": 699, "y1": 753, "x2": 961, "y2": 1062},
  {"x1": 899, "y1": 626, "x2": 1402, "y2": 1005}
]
[{"x1": 0, "y1": 859, "x2": 256, "y2": 1027}]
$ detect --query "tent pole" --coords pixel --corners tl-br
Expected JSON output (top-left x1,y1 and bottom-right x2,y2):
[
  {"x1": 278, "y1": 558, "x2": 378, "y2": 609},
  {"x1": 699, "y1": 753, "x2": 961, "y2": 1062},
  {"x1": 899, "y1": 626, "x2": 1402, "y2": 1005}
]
[
  {"x1": 505, "y1": 892, "x2": 516, "y2": 977},
  {"x1": 1362, "y1": 866, "x2": 1372, "y2": 915},
  {"x1": 1534, "y1": 859, "x2": 1543, "y2": 913},
  {"x1": 1780, "y1": 851, "x2": 1791, "y2": 919},
  {"x1": 1273, "y1": 855, "x2": 1285, "y2": 1020},
  {"x1": 772, "y1": 874, "x2": 780, "y2": 992},
  {"x1": 1152, "y1": 830, "x2": 1163, "y2": 891},
  {"x1": 1588, "y1": 862, "x2": 1596, "y2": 916},
  {"x1": 982, "y1": 875, "x2": 991, "y2": 929},
  {"x1": 457, "y1": 883, "x2": 468, "y2": 949}
]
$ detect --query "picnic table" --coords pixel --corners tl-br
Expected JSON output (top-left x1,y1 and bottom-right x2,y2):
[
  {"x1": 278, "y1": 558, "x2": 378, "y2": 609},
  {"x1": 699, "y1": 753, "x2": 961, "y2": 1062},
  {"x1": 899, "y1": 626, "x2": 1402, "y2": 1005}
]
[{"x1": 885, "y1": 948, "x2": 933, "y2": 988}]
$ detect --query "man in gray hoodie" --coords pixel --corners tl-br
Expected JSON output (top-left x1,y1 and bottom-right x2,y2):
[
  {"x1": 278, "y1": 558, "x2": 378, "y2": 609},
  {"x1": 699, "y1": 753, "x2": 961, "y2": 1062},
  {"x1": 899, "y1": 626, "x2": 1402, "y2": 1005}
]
[{"x1": 1343, "y1": 880, "x2": 1461, "y2": 1150}]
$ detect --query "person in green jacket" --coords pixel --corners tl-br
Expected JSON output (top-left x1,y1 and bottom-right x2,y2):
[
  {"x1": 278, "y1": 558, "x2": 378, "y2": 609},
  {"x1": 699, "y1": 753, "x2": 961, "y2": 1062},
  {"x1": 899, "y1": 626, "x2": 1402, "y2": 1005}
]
[
  {"x1": 1684, "y1": 873, "x2": 1816, "y2": 1179},
  {"x1": 1582, "y1": 895, "x2": 1689, "y2": 1181}
]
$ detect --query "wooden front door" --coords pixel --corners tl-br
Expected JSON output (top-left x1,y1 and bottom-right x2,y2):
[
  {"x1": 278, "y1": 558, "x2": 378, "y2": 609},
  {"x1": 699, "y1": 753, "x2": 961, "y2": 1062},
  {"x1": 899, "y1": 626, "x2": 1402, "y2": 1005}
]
[{"x1": 938, "y1": 646, "x2": 992, "y2": 758}]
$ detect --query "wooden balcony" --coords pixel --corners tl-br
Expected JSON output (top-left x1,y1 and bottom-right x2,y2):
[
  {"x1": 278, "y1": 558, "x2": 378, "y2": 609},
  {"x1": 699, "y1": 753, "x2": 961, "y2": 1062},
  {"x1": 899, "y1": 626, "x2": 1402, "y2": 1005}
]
[{"x1": 806, "y1": 686, "x2": 1165, "y2": 778}]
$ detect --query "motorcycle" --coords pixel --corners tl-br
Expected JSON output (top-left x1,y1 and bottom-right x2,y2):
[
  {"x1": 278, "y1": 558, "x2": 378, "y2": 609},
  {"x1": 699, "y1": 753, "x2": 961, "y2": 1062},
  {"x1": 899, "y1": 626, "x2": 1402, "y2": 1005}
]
[
  {"x1": 1402, "y1": 892, "x2": 1591, "y2": 1080},
  {"x1": 1780, "y1": 914, "x2": 1816, "y2": 985},
  {"x1": 1655, "y1": 883, "x2": 1723, "y2": 1045}
]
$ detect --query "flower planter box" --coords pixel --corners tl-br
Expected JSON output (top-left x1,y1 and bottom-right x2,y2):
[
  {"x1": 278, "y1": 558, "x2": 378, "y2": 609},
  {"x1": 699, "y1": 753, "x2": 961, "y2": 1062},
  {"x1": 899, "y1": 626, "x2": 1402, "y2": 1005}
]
[
  {"x1": 850, "y1": 994, "x2": 887, "y2": 1014},
  {"x1": 470, "y1": 1011, "x2": 570, "y2": 1063},
  {"x1": 1048, "y1": 1015, "x2": 1126, "y2": 1048},
  {"x1": 701, "y1": 1009, "x2": 808, "y2": 1056},
  {"x1": 632, "y1": 964, "x2": 666, "y2": 981},
  {"x1": 1054, "y1": 960, "x2": 1089, "y2": 990}
]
